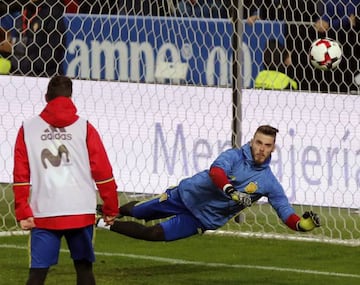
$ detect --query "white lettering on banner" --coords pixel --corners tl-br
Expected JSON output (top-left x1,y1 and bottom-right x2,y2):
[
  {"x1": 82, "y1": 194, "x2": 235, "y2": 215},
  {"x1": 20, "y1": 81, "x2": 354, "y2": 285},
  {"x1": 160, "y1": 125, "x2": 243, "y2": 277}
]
[
  {"x1": 206, "y1": 43, "x2": 252, "y2": 87},
  {"x1": 155, "y1": 43, "x2": 184, "y2": 84},
  {"x1": 65, "y1": 39, "x2": 252, "y2": 87},
  {"x1": 92, "y1": 40, "x2": 129, "y2": 81},
  {"x1": 130, "y1": 42, "x2": 155, "y2": 82},
  {"x1": 1, "y1": 76, "x2": 359, "y2": 208},
  {"x1": 66, "y1": 39, "x2": 90, "y2": 78},
  {"x1": 207, "y1": 47, "x2": 228, "y2": 86},
  {"x1": 242, "y1": 43, "x2": 252, "y2": 88}
]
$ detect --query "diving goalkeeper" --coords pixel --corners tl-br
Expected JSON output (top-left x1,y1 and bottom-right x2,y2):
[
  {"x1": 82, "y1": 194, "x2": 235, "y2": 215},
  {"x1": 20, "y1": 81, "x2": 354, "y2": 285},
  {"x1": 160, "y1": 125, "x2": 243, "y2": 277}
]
[{"x1": 97, "y1": 125, "x2": 320, "y2": 241}]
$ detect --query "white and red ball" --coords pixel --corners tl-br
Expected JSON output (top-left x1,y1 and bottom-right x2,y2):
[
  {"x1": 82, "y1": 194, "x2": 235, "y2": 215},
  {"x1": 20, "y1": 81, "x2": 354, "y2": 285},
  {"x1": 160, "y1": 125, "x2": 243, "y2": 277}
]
[{"x1": 309, "y1": 38, "x2": 342, "y2": 71}]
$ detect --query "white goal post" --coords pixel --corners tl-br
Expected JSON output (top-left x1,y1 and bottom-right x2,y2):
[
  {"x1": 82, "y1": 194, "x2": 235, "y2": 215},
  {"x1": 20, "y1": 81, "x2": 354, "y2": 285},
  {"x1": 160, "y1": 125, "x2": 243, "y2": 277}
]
[{"x1": 0, "y1": 1, "x2": 359, "y2": 245}]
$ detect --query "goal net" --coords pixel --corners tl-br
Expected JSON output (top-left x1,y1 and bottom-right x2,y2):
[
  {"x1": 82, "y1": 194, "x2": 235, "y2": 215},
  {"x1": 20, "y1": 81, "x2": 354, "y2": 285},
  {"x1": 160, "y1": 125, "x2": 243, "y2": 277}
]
[{"x1": 0, "y1": 1, "x2": 359, "y2": 245}]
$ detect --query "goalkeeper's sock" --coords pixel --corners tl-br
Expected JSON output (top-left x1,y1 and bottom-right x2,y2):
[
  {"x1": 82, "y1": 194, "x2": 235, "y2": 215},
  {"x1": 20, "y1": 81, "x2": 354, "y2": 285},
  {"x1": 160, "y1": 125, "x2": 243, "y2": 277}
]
[
  {"x1": 110, "y1": 221, "x2": 165, "y2": 241},
  {"x1": 96, "y1": 218, "x2": 110, "y2": 230},
  {"x1": 97, "y1": 201, "x2": 139, "y2": 219},
  {"x1": 120, "y1": 200, "x2": 139, "y2": 216}
]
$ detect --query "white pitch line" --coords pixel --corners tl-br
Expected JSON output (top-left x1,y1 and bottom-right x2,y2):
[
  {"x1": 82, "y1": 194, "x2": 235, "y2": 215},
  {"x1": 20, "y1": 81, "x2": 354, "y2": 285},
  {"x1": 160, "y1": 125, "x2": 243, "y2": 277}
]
[
  {"x1": 207, "y1": 230, "x2": 360, "y2": 247},
  {"x1": 1, "y1": 244, "x2": 359, "y2": 279}
]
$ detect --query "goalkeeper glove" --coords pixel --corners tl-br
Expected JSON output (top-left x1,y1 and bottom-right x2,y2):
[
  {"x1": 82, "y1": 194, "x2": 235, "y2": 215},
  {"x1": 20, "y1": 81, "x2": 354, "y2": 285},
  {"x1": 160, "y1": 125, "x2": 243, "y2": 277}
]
[
  {"x1": 224, "y1": 185, "x2": 252, "y2": 207},
  {"x1": 297, "y1": 211, "x2": 321, "y2": 232}
]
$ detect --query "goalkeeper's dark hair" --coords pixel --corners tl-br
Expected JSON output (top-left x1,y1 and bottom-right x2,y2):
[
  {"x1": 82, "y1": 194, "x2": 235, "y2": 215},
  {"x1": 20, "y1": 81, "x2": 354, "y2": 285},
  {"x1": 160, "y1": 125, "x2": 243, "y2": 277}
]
[
  {"x1": 255, "y1": 125, "x2": 279, "y2": 142},
  {"x1": 46, "y1": 75, "x2": 72, "y2": 101}
]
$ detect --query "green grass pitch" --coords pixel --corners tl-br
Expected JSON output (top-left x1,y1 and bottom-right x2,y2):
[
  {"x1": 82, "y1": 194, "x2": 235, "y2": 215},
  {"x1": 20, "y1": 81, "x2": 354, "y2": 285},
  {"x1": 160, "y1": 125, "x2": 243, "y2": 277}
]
[
  {"x1": 1, "y1": 229, "x2": 360, "y2": 284},
  {"x1": 1, "y1": 183, "x2": 359, "y2": 284}
]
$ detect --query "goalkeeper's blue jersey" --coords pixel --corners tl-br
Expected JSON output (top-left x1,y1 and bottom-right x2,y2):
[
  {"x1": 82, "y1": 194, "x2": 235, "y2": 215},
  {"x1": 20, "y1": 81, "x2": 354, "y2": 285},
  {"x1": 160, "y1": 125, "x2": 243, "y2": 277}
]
[{"x1": 177, "y1": 142, "x2": 295, "y2": 230}]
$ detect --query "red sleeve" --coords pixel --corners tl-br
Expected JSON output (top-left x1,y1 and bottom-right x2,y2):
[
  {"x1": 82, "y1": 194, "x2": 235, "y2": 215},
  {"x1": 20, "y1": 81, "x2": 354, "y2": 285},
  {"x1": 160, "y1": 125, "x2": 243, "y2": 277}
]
[
  {"x1": 285, "y1": 213, "x2": 301, "y2": 231},
  {"x1": 86, "y1": 122, "x2": 119, "y2": 216},
  {"x1": 209, "y1": 166, "x2": 231, "y2": 190},
  {"x1": 96, "y1": 179, "x2": 119, "y2": 216},
  {"x1": 13, "y1": 126, "x2": 33, "y2": 221}
]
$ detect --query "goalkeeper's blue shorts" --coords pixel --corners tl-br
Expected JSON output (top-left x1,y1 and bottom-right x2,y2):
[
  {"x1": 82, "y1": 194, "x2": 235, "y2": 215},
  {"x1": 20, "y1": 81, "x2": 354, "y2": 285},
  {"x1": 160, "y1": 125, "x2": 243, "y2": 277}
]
[
  {"x1": 29, "y1": 225, "x2": 95, "y2": 268},
  {"x1": 132, "y1": 187, "x2": 205, "y2": 241}
]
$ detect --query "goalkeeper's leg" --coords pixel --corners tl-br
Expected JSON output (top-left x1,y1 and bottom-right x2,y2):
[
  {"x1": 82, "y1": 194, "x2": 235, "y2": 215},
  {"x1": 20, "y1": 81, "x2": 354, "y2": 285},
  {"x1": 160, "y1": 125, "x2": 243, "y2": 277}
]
[
  {"x1": 98, "y1": 213, "x2": 204, "y2": 242},
  {"x1": 98, "y1": 188, "x2": 187, "y2": 221},
  {"x1": 120, "y1": 200, "x2": 139, "y2": 216},
  {"x1": 110, "y1": 221, "x2": 165, "y2": 241},
  {"x1": 97, "y1": 200, "x2": 138, "y2": 218}
]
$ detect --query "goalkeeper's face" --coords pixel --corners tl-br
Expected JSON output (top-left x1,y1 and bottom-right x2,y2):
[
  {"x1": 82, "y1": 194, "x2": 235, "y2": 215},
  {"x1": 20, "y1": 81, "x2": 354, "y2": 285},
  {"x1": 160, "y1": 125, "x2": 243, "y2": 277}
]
[{"x1": 250, "y1": 133, "x2": 275, "y2": 165}]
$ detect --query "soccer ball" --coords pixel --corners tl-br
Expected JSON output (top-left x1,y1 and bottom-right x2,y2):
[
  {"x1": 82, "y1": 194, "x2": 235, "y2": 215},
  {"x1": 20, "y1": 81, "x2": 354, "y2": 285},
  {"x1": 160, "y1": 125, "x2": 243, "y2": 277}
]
[{"x1": 309, "y1": 38, "x2": 342, "y2": 71}]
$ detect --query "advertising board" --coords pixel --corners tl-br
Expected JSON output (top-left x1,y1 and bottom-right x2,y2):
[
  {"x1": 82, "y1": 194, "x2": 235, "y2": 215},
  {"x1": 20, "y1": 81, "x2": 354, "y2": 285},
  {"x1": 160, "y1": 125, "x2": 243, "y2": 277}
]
[{"x1": 1, "y1": 77, "x2": 359, "y2": 208}]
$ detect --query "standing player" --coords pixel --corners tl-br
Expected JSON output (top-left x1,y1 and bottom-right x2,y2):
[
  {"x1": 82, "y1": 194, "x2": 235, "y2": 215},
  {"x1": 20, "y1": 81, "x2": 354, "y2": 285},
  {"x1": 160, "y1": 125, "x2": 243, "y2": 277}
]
[
  {"x1": 13, "y1": 75, "x2": 119, "y2": 285},
  {"x1": 97, "y1": 125, "x2": 320, "y2": 241}
]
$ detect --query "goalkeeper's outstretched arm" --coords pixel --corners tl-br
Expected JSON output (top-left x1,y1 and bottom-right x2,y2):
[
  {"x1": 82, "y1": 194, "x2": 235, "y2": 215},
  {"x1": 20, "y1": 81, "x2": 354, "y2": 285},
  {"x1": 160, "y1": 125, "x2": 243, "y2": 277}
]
[
  {"x1": 209, "y1": 166, "x2": 252, "y2": 207},
  {"x1": 286, "y1": 211, "x2": 321, "y2": 232}
]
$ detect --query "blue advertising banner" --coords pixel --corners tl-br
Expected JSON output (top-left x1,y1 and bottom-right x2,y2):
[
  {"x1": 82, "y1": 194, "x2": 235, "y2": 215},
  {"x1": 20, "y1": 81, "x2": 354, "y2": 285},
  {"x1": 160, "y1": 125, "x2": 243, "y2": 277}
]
[{"x1": 64, "y1": 15, "x2": 284, "y2": 88}]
